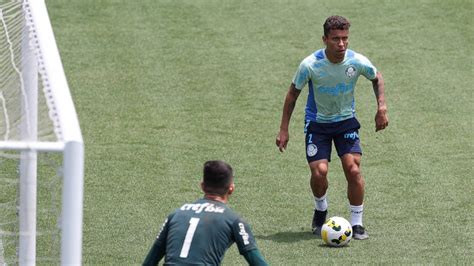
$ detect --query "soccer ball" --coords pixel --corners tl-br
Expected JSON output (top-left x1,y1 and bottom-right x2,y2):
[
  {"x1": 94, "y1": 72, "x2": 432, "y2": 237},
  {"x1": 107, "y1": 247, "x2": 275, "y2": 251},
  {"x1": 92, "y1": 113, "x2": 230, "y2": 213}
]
[{"x1": 321, "y1": 216, "x2": 352, "y2": 247}]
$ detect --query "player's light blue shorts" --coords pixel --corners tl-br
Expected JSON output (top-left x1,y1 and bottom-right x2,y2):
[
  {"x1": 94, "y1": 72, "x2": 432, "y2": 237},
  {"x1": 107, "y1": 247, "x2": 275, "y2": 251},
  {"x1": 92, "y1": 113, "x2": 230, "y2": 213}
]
[{"x1": 304, "y1": 117, "x2": 362, "y2": 162}]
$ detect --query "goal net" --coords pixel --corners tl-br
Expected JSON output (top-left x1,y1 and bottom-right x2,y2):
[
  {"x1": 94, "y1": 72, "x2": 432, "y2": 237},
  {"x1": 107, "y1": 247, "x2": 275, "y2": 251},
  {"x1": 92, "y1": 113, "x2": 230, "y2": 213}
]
[{"x1": 0, "y1": 0, "x2": 83, "y2": 265}]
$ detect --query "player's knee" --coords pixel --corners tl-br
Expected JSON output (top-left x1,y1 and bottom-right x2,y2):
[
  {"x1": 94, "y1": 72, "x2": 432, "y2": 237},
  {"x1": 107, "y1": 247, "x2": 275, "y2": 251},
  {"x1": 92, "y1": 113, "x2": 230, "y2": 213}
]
[
  {"x1": 349, "y1": 166, "x2": 361, "y2": 178},
  {"x1": 346, "y1": 165, "x2": 363, "y2": 183},
  {"x1": 311, "y1": 163, "x2": 328, "y2": 179}
]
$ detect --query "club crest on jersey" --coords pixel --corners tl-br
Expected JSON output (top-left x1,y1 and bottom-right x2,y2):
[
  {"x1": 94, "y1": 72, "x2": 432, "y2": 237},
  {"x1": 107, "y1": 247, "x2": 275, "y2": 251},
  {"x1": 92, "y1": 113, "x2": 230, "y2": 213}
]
[
  {"x1": 345, "y1": 66, "x2": 356, "y2": 78},
  {"x1": 307, "y1": 144, "x2": 318, "y2": 157}
]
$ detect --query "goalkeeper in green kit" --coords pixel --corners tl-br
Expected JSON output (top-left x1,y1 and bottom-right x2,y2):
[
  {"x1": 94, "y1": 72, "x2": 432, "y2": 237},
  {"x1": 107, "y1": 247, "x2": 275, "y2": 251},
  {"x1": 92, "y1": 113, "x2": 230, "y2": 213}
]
[{"x1": 143, "y1": 160, "x2": 268, "y2": 266}]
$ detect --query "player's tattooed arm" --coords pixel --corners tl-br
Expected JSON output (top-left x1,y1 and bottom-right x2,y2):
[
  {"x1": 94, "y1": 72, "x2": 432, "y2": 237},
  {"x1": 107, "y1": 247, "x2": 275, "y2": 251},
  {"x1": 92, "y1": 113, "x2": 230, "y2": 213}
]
[{"x1": 372, "y1": 71, "x2": 388, "y2": 132}]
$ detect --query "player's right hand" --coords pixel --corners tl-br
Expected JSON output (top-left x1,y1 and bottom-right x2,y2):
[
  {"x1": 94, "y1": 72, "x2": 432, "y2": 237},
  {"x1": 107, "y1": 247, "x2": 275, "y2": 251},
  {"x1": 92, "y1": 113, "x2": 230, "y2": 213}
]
[{"x1": 276, "y1": 131, "x2": 289, "y2": 152}]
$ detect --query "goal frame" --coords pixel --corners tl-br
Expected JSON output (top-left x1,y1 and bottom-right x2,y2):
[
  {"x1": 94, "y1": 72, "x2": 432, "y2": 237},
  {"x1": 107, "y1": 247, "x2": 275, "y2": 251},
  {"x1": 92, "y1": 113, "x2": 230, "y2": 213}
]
[{"x1": 0, "y1": 0, "x2": 84, "y2": 264}]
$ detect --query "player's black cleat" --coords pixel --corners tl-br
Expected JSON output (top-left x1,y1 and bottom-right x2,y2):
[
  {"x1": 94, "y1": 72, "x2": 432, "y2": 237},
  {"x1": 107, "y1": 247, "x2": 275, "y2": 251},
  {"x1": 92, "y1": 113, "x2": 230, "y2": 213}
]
[
  {"x1": 311, "y1": 209, "x2": 327, "y2": 236},
  {"x1": 352, "y1": 225, "x2": 369, "y2": 240}
]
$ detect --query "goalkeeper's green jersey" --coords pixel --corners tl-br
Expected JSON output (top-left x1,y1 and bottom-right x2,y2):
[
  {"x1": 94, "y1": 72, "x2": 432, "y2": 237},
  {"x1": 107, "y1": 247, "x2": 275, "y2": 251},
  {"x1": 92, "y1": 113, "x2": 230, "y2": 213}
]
[{"x1": 143, "y1": 198, "x2": 264, "y2": 265}]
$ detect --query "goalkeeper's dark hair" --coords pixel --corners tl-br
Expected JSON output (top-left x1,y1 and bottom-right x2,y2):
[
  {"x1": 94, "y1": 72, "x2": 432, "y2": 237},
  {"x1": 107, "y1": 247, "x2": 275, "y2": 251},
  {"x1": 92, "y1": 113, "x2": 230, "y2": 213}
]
[
  {"x1": 202, "y1": 160, "x2": 233, "y2": 196},
  {"x1": 323, "y1": 15, "x2": 351, "y2": 37}
]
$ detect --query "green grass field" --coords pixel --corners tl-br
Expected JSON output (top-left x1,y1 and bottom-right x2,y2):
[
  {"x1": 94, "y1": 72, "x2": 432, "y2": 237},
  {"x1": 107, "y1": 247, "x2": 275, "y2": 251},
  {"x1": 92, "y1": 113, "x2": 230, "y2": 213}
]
[{"x1": 46, "y1": 0, "x2": 473, "y2": 264}]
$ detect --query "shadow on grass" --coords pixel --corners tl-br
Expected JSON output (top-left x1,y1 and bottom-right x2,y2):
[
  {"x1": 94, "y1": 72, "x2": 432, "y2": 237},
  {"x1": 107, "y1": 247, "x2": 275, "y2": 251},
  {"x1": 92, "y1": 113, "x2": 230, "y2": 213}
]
[
  {"x1": 256, "y1": 231, "x2": 317, "y2": 243},
  {"x1": 256, "y1": 231, "x2": 352, "y2": 249}
]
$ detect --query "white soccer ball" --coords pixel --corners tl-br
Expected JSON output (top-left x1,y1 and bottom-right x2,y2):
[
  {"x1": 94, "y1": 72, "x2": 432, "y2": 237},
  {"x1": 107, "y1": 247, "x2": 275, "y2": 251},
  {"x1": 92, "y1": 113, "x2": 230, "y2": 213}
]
[{"x1": 321, "y1": 216, "x2": 352, "y2": 247}]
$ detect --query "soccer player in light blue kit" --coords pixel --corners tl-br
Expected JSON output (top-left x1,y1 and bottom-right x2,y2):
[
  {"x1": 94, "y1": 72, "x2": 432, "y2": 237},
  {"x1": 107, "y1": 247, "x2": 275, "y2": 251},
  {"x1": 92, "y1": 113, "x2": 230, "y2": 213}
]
[{"x1": 276, "y1": 15, "x2": 388, "y2": 239}]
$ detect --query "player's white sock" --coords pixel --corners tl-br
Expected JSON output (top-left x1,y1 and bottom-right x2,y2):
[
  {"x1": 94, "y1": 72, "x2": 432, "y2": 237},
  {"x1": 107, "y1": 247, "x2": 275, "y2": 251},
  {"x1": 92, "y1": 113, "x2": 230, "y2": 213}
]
[
  {"x1": 350, "y1": 204, "x2": 363, "y2": 226},
  {"x1": 314, "y1": 193, "x2": 328, "y2": 211}
]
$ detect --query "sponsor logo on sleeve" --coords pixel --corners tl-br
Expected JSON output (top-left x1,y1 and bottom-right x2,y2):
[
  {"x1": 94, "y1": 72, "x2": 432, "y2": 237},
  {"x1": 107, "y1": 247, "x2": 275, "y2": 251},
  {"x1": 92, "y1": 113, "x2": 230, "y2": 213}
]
[{"x1": 238, "y1": 223, "x2": 250, "y2": 245}]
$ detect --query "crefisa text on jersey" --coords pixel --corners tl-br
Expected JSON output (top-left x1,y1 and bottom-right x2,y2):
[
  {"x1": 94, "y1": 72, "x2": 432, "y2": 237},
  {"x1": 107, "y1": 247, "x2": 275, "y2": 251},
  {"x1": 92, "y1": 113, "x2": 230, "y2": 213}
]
[
  {"x1": 238, "y1": 223, "x2": 250, "y2": 245},
  {"x1": 180, "y1": 203, "x2": 225, "y2": 214}
]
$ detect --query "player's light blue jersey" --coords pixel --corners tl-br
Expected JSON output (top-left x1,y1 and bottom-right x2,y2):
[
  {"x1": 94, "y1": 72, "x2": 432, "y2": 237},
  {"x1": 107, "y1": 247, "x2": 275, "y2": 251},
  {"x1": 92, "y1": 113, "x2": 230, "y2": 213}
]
[{"x1": 293, "y1": 49, "x2": 377, "y2": 123}]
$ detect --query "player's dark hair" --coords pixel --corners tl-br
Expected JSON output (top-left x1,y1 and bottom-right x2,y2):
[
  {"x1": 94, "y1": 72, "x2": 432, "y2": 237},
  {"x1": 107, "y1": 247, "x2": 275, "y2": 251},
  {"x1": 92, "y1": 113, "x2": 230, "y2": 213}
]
[
  {"x1": 202, "y1": 160, "x2": 233, "y2": 196},
  {"x1": 323, "y1": 15, "x2": 351, "y2": 37}
]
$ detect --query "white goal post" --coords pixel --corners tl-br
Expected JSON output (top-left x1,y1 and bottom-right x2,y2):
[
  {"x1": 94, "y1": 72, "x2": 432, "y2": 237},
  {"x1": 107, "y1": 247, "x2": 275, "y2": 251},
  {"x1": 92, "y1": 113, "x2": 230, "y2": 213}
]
[{"x1": 0, "y1": 0, "x2": 84, "y2": 265}]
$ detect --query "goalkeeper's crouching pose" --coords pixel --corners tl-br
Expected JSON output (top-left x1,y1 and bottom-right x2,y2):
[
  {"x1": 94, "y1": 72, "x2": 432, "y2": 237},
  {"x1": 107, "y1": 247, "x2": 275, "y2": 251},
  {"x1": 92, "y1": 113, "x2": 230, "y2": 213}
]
[{"x1": 143, "y1": 160, "x2": 268, "y2": 266}]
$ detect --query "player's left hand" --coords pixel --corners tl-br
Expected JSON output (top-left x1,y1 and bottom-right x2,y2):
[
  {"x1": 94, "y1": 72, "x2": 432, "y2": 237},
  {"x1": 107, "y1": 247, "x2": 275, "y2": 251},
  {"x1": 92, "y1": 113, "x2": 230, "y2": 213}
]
[{"x1": 375, "y1": 107, "x2": 388, "y2": 132}]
